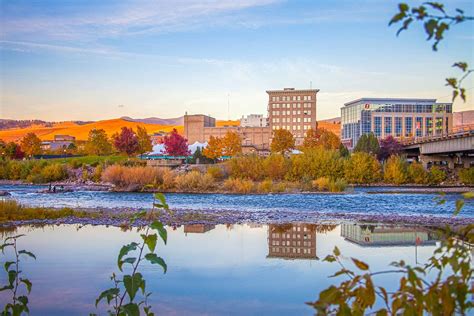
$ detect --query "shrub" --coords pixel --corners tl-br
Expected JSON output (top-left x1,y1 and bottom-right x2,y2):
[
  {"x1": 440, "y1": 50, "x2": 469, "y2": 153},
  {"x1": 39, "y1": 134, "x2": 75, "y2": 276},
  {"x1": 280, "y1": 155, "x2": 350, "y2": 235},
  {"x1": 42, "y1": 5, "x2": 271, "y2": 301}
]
[
  {"x1": 383, "y1": 155, "x2": 409, "y2": 185},
  {"x1": 257, "y1": 179, "x2": 273, "y2": 193},
  {"x1": 160, "y1": 168, "x2": 176, "y2": 190},
  {"x1": 407, "y1": 162, "x2": 429, "y2": 184},
  {"x1": 287, "y1": 148, "x2": 344, "y2": 181},
  {"x1": 101, "y1": 165, "x2": 165, "y2": 190},
  {"x1": 40, "y1": 163, "x2": 67, "y2": 183},
  {"x1": 227, "y1": 155, "x2": 265, "y2": 181},
  {"x1": 263, "y1": 154, "x2": 288, "y2": 180},
  {"x1": 428, "y1": 166, "x2": 446, "y2": 185},
  {"x1": 328, "y1": 178, "x2": 347, "y2": 193},
  {"x1": 92, "y1": 165, "x2": 103, "y2": 183},
  {"x1": 344, "y1": 152, "x2": 381, "y2": 184},
  {"x1": 174, "y1": 171, "x2": 215, "y2": 191},
  {"x1": 313, "y1": 177, "x2": 330, "y2": 191},
  {"x1": 206, "y1": 165, "x2": 224, "y2": 180},
  {"x1": 458, "y1": 167, "x2": 474, "y2": 185},
  {"x1": 223, "y1": 178, "x2": 254, "y2": 193}
]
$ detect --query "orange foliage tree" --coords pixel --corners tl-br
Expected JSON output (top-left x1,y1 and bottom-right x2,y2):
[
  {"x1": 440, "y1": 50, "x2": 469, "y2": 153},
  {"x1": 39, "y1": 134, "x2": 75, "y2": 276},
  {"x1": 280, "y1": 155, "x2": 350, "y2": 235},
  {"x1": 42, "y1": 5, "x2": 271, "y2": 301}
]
[
  {"x1": 302, "y1": 128, "x2": 341, "y2": 150},
  {"x1": 221, "y1": 131, "x2": 242, "y2": 157},
  {"x1": 271, "y1": 129, "x2": 295, "y2": 154},
  {"x1": 20, "y1": 132, "x2": 42, "y2": 157},
  {"x1": 203, "y1": 136, "x2": 223, "y2": 160}
]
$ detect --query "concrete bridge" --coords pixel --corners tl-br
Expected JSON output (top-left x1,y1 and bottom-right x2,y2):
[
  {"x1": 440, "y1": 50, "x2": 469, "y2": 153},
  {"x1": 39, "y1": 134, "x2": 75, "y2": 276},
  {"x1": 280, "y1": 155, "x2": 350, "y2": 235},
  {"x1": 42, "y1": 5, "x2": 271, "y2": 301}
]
[{"x1": 401, "y1": 126, "x2": 474, "y2": 169}]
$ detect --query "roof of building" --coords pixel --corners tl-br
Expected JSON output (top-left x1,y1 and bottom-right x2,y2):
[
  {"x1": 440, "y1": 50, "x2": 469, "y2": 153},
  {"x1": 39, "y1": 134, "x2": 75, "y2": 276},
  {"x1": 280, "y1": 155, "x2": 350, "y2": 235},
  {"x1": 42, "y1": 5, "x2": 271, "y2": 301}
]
[
  {"x1": 266, "y1": 88, "x2": 319, "y2": 94},
  {"x1": 343, "y1": 97, "x2": 439, "y2": 107}
]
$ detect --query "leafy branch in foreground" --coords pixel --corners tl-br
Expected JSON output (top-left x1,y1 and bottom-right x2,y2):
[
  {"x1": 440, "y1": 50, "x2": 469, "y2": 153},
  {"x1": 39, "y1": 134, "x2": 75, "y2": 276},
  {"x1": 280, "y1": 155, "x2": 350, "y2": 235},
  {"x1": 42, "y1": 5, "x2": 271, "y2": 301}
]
[
  {"x1": 0, "y1": 234, "x2": 36, "y2": 316},
  {"x1": 308, "y1": 194, "x2": 474, "y2": 315},
  {"x1": 390, "y1": 2, "x2": 473, "y2": 101},
  {"x1": 93, "y1": 193, "x2": 169, "y2": 316}
]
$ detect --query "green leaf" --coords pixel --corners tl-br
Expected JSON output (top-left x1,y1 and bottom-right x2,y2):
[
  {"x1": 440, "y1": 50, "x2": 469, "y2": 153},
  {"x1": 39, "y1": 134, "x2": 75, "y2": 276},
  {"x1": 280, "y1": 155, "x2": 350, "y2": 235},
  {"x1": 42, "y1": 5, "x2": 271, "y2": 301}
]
[
  {"x1": 453, "y1": 62, "x2": 468, "y2": 72},
  {"x1": 121, "y1": 303, "x2": 140, "y2": 316},
  {"x1": 117, "y1": 242, "x2": 139, "y2": 271},
  {"x1": 0, "y1": 285, "x2": 13, "y2": 291},
  {"x1": 333, "y1": 246, "x2": 340, "y2": 257},
  {"x1": 424, "y1": 19, "x2": 438, "y2": 40},
  {"x1": 119, "y1": 257, "x2": 137, "y2": 271},
  {"x1": 95, "y1": 288, "x2": 120, "y2": 307},
  {"x1": 20, "y1": 278, "x2": 32, "y2": 294},
  {"x1": 123, "y1": 273, "x2": 144, "y2": 302},
  {"x1": 144, "y1": 253, "x2": 167, "y2": 273},
  {"x1": 150, "y1": 221, "x2": 167, "y2": 245},
  {"x1": 141, "y1": 234, "x2": 157, "y2": 253},
  {"x1": 18, "y1": 250, "x2": 36, "y2": 260},
  {"x1": 4, "y1": 261, "x2": 15, "y2": 272},
  {"x1": 462, "y1": 192, "x2": 474, "y2": 199},
  {"x1": 130, "y1": 210, "x2": 147, "y2": 224},
  {"x1": 8, "y1": 270, "x2": 17, "y2": 287},
  {"x1": 352, "y1": 258, "x2": 369, "y2": 270},
  {"x1": 0, "y1": 243, "x2": 14, "y2": 253},
  {"x1": 154, "y1": 193, "x2": 169, "y2": 209},
  {"x1": 454, "y1": 199, "x2": 464, "y2": 216},
  {"x1": 425, "y1": 2, "x2": 445, "y2": 13}
]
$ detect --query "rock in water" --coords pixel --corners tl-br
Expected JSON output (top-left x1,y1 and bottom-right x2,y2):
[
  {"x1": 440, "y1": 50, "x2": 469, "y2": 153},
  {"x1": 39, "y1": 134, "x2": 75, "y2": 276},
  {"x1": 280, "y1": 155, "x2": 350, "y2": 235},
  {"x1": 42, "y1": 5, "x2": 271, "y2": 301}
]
[{"x1": 0, "y1": 191, "x2": 11, "y2": 196}]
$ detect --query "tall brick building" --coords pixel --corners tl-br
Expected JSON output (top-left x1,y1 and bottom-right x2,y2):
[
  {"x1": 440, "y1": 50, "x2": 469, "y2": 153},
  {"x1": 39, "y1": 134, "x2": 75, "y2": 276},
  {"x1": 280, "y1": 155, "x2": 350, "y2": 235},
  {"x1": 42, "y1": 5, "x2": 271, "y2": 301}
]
[{"x1": 267, "y1": 88, "x2": 319, "y2": 145}]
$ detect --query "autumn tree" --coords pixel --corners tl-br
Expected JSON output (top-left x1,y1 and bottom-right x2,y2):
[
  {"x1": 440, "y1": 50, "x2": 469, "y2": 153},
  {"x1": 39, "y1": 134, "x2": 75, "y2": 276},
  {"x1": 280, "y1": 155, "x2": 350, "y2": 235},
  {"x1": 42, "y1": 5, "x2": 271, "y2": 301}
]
[
  {"x1": 85, "y1": 129, "x2": 113, "y2": 156},
  {"x1": 221, "y1": 131, "x2": 242, "y2": 157},
  {"x1": 3, "y1": 142, "x2": 24, "y2": 160},
  {"x1": 271, "y1": 129, "x2": 295, "y2": 154},
  {"x1": 163, "y1": 129, "x2": 189, "y2": 156},
  {"x1": 354, "y1": 133, "x2": 380, "y2": 155},
  {"x1": 136, "y1": 126, "x2": 152, "y2": 154},
  {"x1": 302, "y1": 128, "x2": 341, "y2": 151},
  {"x1": 203, "y1": 136, "x2": 223, "y2": 160},
  {"x1": 377, "y1": 136, "x2": 402, "y2": 161},
  {"x1": 113, "y1": 127, "x2": 139, "y2": 156},
  {"x1": 20, "y1": 132, "x2": 42, "y2": 157},
  {"x1": 344, "y1": 152, "x2": 382, "y2": 184}
]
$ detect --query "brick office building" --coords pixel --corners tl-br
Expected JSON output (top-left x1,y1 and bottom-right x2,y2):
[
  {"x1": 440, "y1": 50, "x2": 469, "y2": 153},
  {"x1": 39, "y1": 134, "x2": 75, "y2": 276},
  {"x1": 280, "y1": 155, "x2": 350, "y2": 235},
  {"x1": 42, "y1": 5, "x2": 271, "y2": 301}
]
[{"x1": 267, "y1": 88, "x2": 319, "y2": 145}]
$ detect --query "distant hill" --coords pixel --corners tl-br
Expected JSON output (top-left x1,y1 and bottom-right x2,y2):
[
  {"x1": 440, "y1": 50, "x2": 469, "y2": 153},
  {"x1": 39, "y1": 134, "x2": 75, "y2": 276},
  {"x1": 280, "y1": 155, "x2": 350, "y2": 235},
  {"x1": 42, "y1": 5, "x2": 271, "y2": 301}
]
[
  {"x1": 121, "y1": 116, "x2": 184, "y2": 126},
  {"x1": 0, "y1": 119, "x2": 92, "y2": 130},
  {"x1": 318, "y1": 117, "x2": 341, "y2": 136}
]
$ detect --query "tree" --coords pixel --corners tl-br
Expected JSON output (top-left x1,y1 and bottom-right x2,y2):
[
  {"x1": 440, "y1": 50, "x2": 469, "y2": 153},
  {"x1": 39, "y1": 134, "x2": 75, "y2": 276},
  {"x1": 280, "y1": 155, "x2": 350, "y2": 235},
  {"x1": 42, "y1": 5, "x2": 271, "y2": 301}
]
[
  {"x1": 221, "y1": 131, "x2": 242, "y2": 157},
  {"x1": 354, "y1": 133, "x2": 380, "y2": 155},
  {"x1": 203, "y1": 136, "x2": 223, "y2": 160},
  {"x1": 271, "y1": 129, "x2": 295, "y2": 154},
  {"x1": 344, "y1": 152, "x2": 381, "y2": 184},
  {"x1": 4, "y1": 142, "x2": 24, "y2": 160},
  {"x1": 163, "y1": 129, "x2": 189, "y2": 156},
  {"x1": 136, "y1": 126, "x2": 152, "y2": 154},
  {"x1": 338, "y1": 143, "x2": 350, "y2": 158},
  {"x1": 377, "y1": 136, "x2": 402, "y2": 161},
  {"x1": 390, "y1": 2, "x2": 473, "y2": 101},
  {"x1": 302, "y1": 128, "x2": 341, "y2": 151},
  {"x1": 384, "y1": 155, "x2": 409, "y2": 185},
  {"x1": 85, "y1": 129, "x2": 113, "y2": 156},
  {"x1": 113, "y1": 127, "x2": 139, "y2": 156},
  {"x1": 20, "y1": 132, "x2": 42, "y2": 157}
]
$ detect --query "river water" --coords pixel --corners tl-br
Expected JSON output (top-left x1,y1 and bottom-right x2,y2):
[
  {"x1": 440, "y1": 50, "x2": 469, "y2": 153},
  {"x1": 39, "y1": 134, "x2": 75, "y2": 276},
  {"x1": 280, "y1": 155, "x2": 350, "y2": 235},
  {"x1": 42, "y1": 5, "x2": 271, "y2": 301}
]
[{"x1": 2, "y1": 184, "x2": 473, "y2": 218}]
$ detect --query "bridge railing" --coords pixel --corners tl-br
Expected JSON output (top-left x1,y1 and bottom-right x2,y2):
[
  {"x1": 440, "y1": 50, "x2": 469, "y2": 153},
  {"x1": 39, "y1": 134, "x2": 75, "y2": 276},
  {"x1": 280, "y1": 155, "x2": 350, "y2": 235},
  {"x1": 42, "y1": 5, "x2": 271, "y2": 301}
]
[{"x1": 400, "y1": 124, "x2": 474, "y2": 145}]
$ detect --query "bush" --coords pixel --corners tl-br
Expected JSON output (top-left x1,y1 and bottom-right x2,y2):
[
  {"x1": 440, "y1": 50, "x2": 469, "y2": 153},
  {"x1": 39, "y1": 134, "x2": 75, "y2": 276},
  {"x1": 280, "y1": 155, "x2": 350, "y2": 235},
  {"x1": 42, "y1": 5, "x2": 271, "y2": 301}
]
[
  {"x1": 328, "y1": 178, "x2": 347, "y2": 192},
  {"x1": 428, "y1": 166, "x2": 446, "y2": 185},
  {"x1": 263, "y1": 154, "x2": 288, "y2": 180},
  {"x1": 344, "y1": 152, "x2": 381, "y2": 184},
  {"x1": 174, "y1": 171, "x2": 215, "y2": 191},
  {"x1": 92, "y1": 165, "x2": 103, "y2": 182},
  {"x1": 101, "y1": 165, "x2": 165, "y2": 190},
  {"x1": 40, "y1": 163, "x2": 67, "y2": 183},
  {"x1": 383, "y1": 155, "x2": 409, "y2": 185},
  {"x1": 223, "y1": 178, "x2": 254, "y2": 193},
  {"x1": 160, "y1": 169, "x2": 176, "y2": 190},
  {"x1": 227, "y1": 155, "x2": 265, "y2": 181},
  {"x1": 206, "y1": 165, "x2": 224, "y2": 180},
  {"x1": 407, "y1": 162, "x2": 429, "y2": 184},
  {"x1": 313, "y1": 177, "x2": 330, "y2": 191},
  {"x1": 287, "y1": 148, "x2": 344, "y2": 181},
  {"x1": 458, "y1": 167, "x2": 474, "y2": 185}
]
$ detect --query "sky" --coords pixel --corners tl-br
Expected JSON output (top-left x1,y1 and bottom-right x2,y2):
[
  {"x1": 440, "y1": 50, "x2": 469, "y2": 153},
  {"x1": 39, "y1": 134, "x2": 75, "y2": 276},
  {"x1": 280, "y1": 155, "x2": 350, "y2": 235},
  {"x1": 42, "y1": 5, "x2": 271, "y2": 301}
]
[{"x1": 0, "y1": 0, "x2": 473, "y2": 121}]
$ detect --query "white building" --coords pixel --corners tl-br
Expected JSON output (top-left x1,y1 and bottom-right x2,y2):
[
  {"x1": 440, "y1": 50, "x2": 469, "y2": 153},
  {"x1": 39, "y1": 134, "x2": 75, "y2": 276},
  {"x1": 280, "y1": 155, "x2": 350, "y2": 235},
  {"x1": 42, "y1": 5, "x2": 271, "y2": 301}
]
[{"x1": 240, "y1": 114, "x2": 268, "y2": 127}]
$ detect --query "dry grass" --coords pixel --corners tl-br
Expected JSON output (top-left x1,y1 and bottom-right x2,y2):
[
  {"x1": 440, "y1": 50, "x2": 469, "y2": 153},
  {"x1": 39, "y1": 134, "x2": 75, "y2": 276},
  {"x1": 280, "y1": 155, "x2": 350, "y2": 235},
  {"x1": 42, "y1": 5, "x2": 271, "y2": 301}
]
[
  {"x1": 223, "y1": 178, "x2": 255, "y2": 194},
  {"x1": 174, "y1": 171, "x2": 215, "y2": 191},
  {"x1": 101, "y1": 165, "x2": 165, "y2": 190},
  {"x1": 0, "y1": 200, "x2": 91, "y2": 222}
]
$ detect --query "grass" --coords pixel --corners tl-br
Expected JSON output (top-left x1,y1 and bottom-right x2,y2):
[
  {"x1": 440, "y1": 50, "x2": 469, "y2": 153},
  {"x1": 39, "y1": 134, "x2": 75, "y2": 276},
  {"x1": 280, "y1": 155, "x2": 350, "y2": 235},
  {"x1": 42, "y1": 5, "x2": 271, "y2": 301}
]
[
  {"x1": 51, "y1": 155, "x2": 130, "y2": 167},
  {"x1": 0, "y1": 200, "x2": 94, "y2": 223}
]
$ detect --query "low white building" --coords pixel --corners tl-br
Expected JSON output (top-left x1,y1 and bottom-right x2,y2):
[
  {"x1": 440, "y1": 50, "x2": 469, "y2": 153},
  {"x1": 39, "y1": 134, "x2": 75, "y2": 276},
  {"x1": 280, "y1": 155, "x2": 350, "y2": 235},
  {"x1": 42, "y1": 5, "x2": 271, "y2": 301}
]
[{"x1": 240, "y1": 114, "x2": 268, "y2": 127}]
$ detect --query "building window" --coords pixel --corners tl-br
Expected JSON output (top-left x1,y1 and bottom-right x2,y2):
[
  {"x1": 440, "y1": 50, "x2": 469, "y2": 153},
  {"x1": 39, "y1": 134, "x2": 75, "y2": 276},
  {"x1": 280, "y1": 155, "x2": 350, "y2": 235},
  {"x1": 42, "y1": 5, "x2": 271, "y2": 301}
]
[
  {"x1": 435, "y1": 117, "x2": 443, "y2": 135},
  {"x1": 405, "y1": 117, "x2": 412, "y2": 137},
  {"x1": 395, "y1": 117, "x2": 402, "y2": 137},
  {"x1": 425, "y1": 117, "x2": 433, "y2": 136},
  {"x1": 416, "y1": 117, "x2": 423, "y2": 137},
  {"x1": 384, "y1": 117, "x2": 392, "y2": 135},
  {"x1": 374, "y1": 117, "x2": 382, "y2": 137}
]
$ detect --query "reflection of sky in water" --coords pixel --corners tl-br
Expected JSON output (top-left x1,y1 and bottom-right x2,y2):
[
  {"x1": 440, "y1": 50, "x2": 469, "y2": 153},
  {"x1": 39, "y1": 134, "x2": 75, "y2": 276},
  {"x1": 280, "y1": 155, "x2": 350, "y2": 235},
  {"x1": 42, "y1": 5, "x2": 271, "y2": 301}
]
[
  {"x1": 2, "y1": 185, "x2": 473, "y2": 217},
  {"x1": 0, "y1": 224, "x2": 439, "y2": 315}
]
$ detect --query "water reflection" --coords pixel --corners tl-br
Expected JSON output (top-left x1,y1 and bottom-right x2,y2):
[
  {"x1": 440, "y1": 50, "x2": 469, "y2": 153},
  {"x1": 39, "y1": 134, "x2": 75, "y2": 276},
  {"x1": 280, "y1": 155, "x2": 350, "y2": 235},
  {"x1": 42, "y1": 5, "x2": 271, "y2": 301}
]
[
  {"x1": 341, "y1": 223, "x2": 438, "y2": 247},
  {"x1": 0, "y1": 222, "x2": 443, "y2": 315}
]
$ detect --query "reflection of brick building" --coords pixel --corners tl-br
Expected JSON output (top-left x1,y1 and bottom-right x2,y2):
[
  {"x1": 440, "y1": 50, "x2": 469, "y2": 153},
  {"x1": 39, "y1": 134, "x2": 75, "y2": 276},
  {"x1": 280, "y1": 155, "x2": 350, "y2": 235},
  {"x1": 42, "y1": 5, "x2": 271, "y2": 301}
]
[
  {"x1": 184, "y1": 224, "x2": 215, "y2": 234},
  {"x1": 341, "y1": 224, "x2": 437, "y2": 247},
  {"x1": 267, "y1": 224, "x2": 317, "y2": 259}
]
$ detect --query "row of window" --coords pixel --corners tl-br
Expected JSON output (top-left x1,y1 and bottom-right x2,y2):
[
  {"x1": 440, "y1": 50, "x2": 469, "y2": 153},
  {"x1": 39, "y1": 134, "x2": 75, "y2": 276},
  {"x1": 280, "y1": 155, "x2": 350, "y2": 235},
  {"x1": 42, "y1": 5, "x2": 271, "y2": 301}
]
[
  {"x1": 271, "y1": 247, "x2": 313, "y2": 254},
  {"x1": 372, "y1": 116, "x2": 448, "y2": 137},
  {"x1": 270, "y1": 102, "x2": 313, "y2": 109},
  {"x1": 271, "y1": 95, "x2": 313, "y2": 102},
  {"x1": 271, "y1": 125, "x2": 313, "y2": 131},
  {"x1": 271, "y1": 110, "x2": 312, "y2": 116},
  {"x1": 271, "y1": 240, "x2": 312, "y2": 246},
  {"x1": 272, "y1": 117, "x2": 313, "y2": 123}
]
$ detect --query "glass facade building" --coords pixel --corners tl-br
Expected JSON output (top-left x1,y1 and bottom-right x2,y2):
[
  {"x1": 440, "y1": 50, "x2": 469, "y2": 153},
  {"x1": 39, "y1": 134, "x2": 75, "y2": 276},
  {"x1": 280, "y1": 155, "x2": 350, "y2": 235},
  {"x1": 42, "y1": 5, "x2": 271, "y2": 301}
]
[{"x1": 341, "y1": 98, "x2": 452, "y2": 149}]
